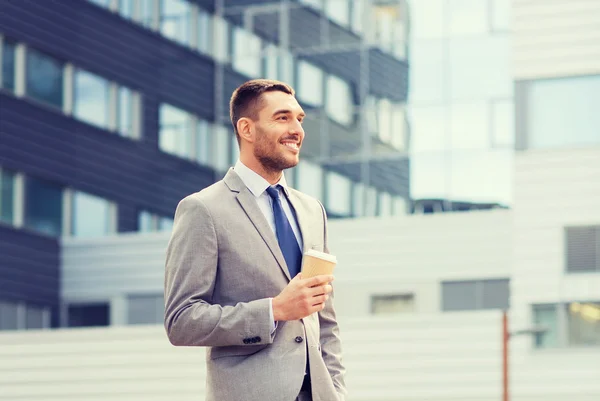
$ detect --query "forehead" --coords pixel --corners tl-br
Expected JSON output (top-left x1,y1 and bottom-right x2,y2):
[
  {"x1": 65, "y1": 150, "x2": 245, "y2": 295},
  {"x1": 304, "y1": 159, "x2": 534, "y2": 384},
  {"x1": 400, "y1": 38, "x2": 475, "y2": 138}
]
[{"x1": 259, "y1": 91, "x2": 303, "y2": 114}]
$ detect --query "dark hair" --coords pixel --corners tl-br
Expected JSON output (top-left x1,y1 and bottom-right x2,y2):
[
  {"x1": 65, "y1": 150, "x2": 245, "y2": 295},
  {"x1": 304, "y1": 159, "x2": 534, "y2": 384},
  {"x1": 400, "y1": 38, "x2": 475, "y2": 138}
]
[{"x1": 229, "y1": 79, "x2": 295, "y2": 145}]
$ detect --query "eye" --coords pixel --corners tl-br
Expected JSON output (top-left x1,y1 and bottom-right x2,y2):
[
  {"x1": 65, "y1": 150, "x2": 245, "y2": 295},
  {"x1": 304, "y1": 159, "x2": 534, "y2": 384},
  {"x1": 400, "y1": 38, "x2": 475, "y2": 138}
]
[{"x1": 278, "y1": 115, "x2": 288, "y2": 121}]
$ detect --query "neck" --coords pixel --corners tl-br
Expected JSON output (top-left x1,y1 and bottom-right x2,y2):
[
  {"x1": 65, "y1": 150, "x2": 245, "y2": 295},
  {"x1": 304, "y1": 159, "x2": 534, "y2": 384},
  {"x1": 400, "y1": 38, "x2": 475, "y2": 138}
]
[{"x1": 240, "y1": 154, "x2": 282, "y2": 185}]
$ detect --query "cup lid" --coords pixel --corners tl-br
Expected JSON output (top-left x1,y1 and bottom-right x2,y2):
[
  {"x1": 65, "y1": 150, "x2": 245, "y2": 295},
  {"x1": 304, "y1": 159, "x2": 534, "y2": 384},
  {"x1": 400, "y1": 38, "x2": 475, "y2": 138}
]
[{"x1": 304, "y1": 249, "x2": 337, "y2": 264}]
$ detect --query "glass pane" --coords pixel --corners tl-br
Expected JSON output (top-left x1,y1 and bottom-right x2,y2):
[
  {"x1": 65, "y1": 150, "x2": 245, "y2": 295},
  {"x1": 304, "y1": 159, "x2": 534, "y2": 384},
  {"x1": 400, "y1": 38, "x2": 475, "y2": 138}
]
[
  {"x1": 352, "y1": 182, "x2": 364, "y2": 217},
  {"x1": 533, "y1": 305, "x2": 559, "y2": 348},
  {"x1": 197, "y1": 9, "x2": 212, "y2": 55},
  {"x1": 158, "y1": 216, "x2": 173, "y2": 231},
  {"x1": 0, "y1": 302, "x2": 19, "y2": 330},
  {"x1": 449, "y1": 36, "x2": 512, "y2": 101},
  {"x1": 297, "y1": 161, "x2": 323, "y2": 201},
  {"x1": 25, "y1": 306, "x2": 45, "y2": 329},
  {"x1": 212, "y1": 16, "x2": 229, "y2": 63},
  {"x1": 159, "y1": 103, "x2": 191, "y2": 158},
  {"x1": 117, "y1": 87, "x2": 134, "y2": 137},
  {"x1": 567, "y1": 302, "x2": 600, "y2": 347},
  {"x1": 231, "y1": 27, "x2": 262, "y2": 78},
  {"x1": 325, "y1": 171, "x2": 351, "y2": 216},
  {"x1": 263, "y1": 45, "x2": 280, "y2": 81},
  {"x1": 371, "y1": 294, "x2": 415, "y2": 314},
  {"x1": 128, "y1": 294, "x2": 164, "y2": 325},
  {"x1": 0, "y1": 169, "x2": 15, "y2": 224},
  {"x1": 196, "y1": 119, "x2": 211, "y2": 165},
  {"x1": 326, "y1": 75, "x2": 353, "y2": 126},
  {"x1": 565, "y1": 226, "x2": 598, "y2": 273},
  {"x1": 160, "y1": 0, "x2": 191, "y2": 46},
  {"x1": 325, "y1": 0, "x2": 350, "y2": 28},
  {"x1": 379, "y1": 192, "x2": 393, "y2": 217},
  {"x1": 140, "y1": 0, "x2": 155, "y2": 28},
  {"x1": 448, "y1": 0, "x2": 489, "y2": 37},
  {"x1": 481, "y1": 279, "x2": 510, "y2": 310},
  {"x1": 297, "y1": 60, "x2": 323, "y2": 106},
  {"x1": 24, "y1": 177, "x2": 63, "y2": 236},
  {"x1": 450, "y1": 102, "x2": 490, "y2": 150},
  {"x1": 527, "y1": 75, "x2": 600, "y2": 149},
  {"x1": 2, "y1": 39, "x2": 16, "y2": 92},
  {"x1": 68, "y1": 303, "x2": 110, "y2": 327},
  {"x1": 26, "y1": 48, "x2": 64, "y2": 109},
  {"x1": 213, "y1": 125, "x2": 231, "y2": 173},
  {"x1": 74, "y1": 69, "x2": 110, "y2": 129},
  {"x1": 138, "y1": 210, "x2": 154, "y2": 232},
  {"x1": 442, "y1": 281, "x2": 478, "y2": 311},
  {"x1": 72, "y1": 191, "x2": 112, "y2": 238},
  {"x1": 393, "y1": 196, "x2": 408, "y2": 216}
]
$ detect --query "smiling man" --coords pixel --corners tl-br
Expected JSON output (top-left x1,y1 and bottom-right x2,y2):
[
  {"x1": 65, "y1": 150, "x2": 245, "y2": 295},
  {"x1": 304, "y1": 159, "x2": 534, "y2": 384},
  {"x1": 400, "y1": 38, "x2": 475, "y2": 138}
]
[{"x1": 164, "y1": 79, "x2": 347, "y2": 401}]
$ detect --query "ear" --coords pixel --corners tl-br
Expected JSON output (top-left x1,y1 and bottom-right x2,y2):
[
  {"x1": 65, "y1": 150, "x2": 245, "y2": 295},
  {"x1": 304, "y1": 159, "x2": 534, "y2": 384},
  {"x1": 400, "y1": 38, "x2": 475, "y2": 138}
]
[{"x1": 237, "y1": 117, "x2": 254, "y2": 144}]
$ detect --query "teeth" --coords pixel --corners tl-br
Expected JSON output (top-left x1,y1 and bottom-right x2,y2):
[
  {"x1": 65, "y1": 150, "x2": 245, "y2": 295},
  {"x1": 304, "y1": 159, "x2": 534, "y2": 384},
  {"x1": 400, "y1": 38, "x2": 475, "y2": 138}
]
[{"x1": 283, "y1": 142, "x2": 298, "y2": 149}]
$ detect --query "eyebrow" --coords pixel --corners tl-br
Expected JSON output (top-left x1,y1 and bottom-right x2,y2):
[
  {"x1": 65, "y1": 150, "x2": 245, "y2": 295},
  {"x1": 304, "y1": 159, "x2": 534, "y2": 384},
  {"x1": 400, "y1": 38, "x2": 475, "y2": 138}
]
[{"x1": 272, "y1": 109, "x2": 305, "y2": 118}]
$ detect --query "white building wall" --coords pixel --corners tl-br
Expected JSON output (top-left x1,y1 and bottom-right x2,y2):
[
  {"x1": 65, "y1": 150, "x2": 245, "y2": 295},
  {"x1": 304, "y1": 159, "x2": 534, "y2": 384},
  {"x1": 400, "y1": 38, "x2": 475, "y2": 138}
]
[
  {"x1": 513, "y1": 0, "x2": 600, "y2": 79},
  {"x1": 510, "y1": 148, "x2": 600, "y2": 399},
  {"x1": 61, "y1": 209, "x2": 512, "y2": 319}
]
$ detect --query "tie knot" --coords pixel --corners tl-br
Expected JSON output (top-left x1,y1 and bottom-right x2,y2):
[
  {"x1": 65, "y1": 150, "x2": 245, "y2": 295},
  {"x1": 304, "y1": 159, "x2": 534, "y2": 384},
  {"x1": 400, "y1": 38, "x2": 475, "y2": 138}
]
[{"x1": 266, "y1": 185, "x2": 281, "y2": 200}]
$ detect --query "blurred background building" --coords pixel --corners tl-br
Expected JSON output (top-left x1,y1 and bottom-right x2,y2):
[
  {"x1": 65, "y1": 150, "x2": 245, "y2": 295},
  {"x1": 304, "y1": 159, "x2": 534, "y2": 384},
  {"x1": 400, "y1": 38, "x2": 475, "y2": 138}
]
[{"x1": 1, "y1": 0, "x2": 599, "y2": 400}]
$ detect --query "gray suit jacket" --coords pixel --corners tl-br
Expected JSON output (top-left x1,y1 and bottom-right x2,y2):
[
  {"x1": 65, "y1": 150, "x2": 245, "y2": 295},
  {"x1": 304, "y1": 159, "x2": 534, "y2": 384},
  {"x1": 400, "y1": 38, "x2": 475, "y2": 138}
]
[{"x1": 164, "y1": 168, "x2": 347, "y2": 401}]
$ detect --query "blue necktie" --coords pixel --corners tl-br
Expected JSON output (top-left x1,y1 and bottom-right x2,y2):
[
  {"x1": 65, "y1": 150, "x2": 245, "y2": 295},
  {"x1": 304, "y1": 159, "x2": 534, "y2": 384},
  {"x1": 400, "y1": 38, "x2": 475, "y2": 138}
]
[{"x1": 266, "y1": 185, "x2": 302, "y2": 278}]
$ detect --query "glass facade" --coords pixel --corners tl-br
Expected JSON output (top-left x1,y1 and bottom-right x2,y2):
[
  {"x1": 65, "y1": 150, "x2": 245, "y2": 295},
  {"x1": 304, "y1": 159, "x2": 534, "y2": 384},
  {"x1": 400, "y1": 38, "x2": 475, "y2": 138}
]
[
  {"x1": 0, "y1": 169, "x2": 15, "y2": 224},
  {"x1": 23, "y1": 177, "x2": 63, "y2": 236},
  {"x1": 74, "y1": 69, "x2": 111, "y2": 129},
  {"x1": 159, "y1": 103, "x2": 192, "y2": 159},
  {"x1": 71, "y1": 191, "x2": 114, "y2": 238},
  {"x1": 1, "y1": 38, "x2": 16, "y2": 92},
  {"x1": 26, "y1": 48, "x2": 64, "y2": 109},
  {"x1": 160, "y1": 0, "x2": 191, "y2": 46}
]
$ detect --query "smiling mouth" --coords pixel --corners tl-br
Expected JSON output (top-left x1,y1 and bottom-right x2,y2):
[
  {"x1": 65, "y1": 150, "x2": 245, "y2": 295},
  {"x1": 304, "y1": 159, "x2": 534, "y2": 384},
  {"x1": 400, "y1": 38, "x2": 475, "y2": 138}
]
[{"x1": 281, "y1": 142, "x2": 300, "y2": 151}]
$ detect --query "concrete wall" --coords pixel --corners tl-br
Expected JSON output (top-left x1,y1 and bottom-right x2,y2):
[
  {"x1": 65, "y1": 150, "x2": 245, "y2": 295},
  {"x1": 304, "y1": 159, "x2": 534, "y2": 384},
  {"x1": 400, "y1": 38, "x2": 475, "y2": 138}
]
[{"x1": 513, "y1": 0, "x2": 600, "y2": 79}]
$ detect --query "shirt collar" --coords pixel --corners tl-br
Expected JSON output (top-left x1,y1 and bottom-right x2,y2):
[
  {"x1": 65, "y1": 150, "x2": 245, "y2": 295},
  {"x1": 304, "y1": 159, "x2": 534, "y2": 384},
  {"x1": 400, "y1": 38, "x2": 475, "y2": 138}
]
[{"x1": 234, "y1": 159, "x2": 290, "y2": 198}]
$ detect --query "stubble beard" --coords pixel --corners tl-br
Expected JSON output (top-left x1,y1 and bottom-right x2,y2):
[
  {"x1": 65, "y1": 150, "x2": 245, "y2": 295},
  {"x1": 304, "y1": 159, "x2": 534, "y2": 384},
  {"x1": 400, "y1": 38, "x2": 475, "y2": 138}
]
[{"x1": 254, "y1": 135, "x2": 298, "y2": 175}]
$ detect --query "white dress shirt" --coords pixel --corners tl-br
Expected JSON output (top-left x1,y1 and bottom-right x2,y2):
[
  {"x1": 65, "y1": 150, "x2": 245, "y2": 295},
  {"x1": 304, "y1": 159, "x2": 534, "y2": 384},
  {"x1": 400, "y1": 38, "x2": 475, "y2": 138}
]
[{"x1": 233, "y1": 160, "x2": 304, "y2": 331}]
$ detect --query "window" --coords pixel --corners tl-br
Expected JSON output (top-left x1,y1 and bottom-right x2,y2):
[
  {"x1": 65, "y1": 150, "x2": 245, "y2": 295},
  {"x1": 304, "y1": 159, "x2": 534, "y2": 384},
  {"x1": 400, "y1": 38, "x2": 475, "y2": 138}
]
[
  {"x1": 370, "y1": 2, "x2": 406, "y2": 56},
  {"x1": 119, "y1": 0, "x2": 135, "y2": 20},
  {"x1": 24, "y1": 177, "x2": 63, "y2": 236},
  {"x1": 196, "y1": 119, "x2": 211, "y2": 166},
  {"x1": 159, "y1": 103, "x2": 192, "y2": 159},
  {"x1": 160, "y1": 0, "x2": 191, "y2": 46},
  {"x1": 533, "y1": 304, "x2": 560, "y2": 348},
  {"x1": 26, "y1": 48, "x2": 64, "y2": 109},
  {"x1": 325, "y1": 171, "x2": 351, "y2": 216},
  {"x1": 566, "y1": 226, "x2": 600, "y2": 273},
  {"x1": 74, "y1": 69, "x2": 110, "y2": 129},
  {"x1": 533, "y1": 302, "x2": 600, "y2": 348},
  {"x1": 326, "y1": 75, "x2": 353, "y2": 125},
  {"x1": 212, "y1": 16, "x2": 230, "y2": 63},
  {"x1": 526, "y1": 75, "x2": 600, "y2": 149},
  {"x1": 379, "y1": 192, "x2": 393, "y2": 216},
  {"x1": 140, "y1": 0, "x2": 157, "y2": 28},
  {"x1": 25, "y1": 306, "x2": 46, "y2": 329},
  {"x1": 117, "y1": 87, "x2": 137, "y2": 138},
  {"x1": 71, "y1": 191, "x2": 115, "y2": 238},
  {"x1": 197, "y1": 8, "x2": 212, "y2": 55},
  {"x1": 213, "y1": 125, "x2": 231, "y2": 173},
  {"x1": 568, "y1": 302, "x2": 600, "y2": 347},
  {"x1": 393, "y1": 196, "x2": 408, "y2": 216},
  {"x1": 128, "y1": 294, "x2": 164, "y2": 325},
  {"x1": 0, "y1": 302, "x2": 19, "y2": 330},
  {"x1": 0, "y1": 169, "x2": 16, "y2": 224},
  {"x1": 138, "y1": 210, "x2": 173, "y2": 232},
  {"x1": 297, "y1": 60, "x2": 323, "y2": 106},
  {"x1": 297, "y1": 161, "x2": 323, "y2": 201},
  {"x1": 325, "y1": 0, "x2": 350, "y2": 27},
  {"x1": 442, "y1": 279, "x2": 510, "y2": 311},
  {"x1": 68, "y1": 303, "x2": 110, "y2": 327},
  {"x1": 2, "y1": 38, "x2": 16, "y2": 92},
  {"x1": 410, "y1": 106, "x2": 447, "y2": 153},
  {"x1": 371, "y1": 294, "x2": 415, "y2": 314},
  {"x1": 232, "y1": 27, "x2": 262, "y2": 78}
]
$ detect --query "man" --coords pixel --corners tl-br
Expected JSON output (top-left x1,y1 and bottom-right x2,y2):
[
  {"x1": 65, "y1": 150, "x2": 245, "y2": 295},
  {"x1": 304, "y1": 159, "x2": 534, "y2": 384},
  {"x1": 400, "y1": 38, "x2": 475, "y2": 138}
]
[{"x1": 164, "y1": 79, "x2": 347, "y2": 401}]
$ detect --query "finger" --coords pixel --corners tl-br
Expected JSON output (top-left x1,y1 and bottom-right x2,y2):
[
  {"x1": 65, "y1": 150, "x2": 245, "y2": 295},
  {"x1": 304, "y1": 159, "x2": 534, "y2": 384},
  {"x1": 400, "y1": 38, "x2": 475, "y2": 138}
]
[
  {"x1": 311, "y1": 294, "x2": 329, "y2": 305},
  {"x1": 309, "y1": 284, "x2": 332, "y2": 297},
  {"x1": 307, "y1": 275, "x2": 334, "y2": 287}
]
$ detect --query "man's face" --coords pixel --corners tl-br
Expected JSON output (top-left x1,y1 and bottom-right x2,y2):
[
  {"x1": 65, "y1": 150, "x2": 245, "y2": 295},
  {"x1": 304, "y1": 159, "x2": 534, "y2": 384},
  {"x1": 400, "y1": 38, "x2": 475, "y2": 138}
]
[{"x1": 252, "y1": 91, "x2": 306, "y2": 172}]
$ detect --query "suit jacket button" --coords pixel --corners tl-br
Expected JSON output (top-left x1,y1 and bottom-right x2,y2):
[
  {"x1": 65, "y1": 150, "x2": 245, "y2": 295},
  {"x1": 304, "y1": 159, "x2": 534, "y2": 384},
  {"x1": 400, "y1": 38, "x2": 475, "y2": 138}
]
[
  {"x1": 295, "y1": 336, "x2": 303, "y2": 343},
  {"x1": 255, "y1": 336, "x2": 261, "y2": 343},
  {"x1": 243, "y1": 339, "x2": 249, "y2": 344}
]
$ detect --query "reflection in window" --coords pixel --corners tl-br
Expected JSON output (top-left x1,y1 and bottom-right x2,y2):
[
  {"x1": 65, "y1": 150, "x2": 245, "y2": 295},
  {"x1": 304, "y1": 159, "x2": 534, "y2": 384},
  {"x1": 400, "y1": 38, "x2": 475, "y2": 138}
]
[
  {"x1": 297, "y1": 161, "x2": 323, "y2": 201},
  {"x1": 71, "y1": 191, "x2": 114, "y2": 238},
  {"x1": 527, "y1": 75, "x2": 600, "y2": 149},
  {"x1": 159, "y1": 103, "x2": 192, "y2": 159},
  {"x1": 326, "y1": 75, "x2": 353, "y2": 125},
  {"x1": 0, "y1": 169, "x2": 15, "y2": 224},
  {"x1": 448, "y1": 0, "x2": 488, "y2": 36},
  {"x1": 26, "y1": 48, "x2": 64, "y2": 109},
  {"x1": 74, "y1": 69, "x2": 110, "y2": 129},
  {"x1": 568, "y1": 302, "x2": 600, "y2": 347},
  {"x1": 325, "y1": 171, "x2": 351, "y2": 216},
  {"x1": 232, "y1": 27, "x2": 262, "y2": 78},
  {"x1": 160, "y1": 0, "x2": 191, "y2": 45},
  {"x1": 533, "y1": 305, "x2": 559, "y2": 348},
  {"x1": 2, "y1": 39, "x2": 16, "y2": 92},
  {"x1": 297, "y1": 60, "x2": 323, "y2": 106},
  {"x1": 24, "y1": 177, "x2": 63, "y2": 236}
]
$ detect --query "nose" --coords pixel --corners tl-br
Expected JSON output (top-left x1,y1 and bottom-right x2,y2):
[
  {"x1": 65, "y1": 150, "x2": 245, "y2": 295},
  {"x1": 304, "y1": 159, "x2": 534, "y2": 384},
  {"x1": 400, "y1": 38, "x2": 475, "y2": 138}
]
[{"x1": 290, "y1": 119, "x2": 304, "y2": 138}]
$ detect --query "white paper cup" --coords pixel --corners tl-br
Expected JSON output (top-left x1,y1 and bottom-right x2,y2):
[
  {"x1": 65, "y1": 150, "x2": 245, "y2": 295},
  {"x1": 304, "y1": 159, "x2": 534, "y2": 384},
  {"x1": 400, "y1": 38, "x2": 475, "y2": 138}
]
[{"x1": 301, "y1": 249, "x2": 337, "y2": 279}]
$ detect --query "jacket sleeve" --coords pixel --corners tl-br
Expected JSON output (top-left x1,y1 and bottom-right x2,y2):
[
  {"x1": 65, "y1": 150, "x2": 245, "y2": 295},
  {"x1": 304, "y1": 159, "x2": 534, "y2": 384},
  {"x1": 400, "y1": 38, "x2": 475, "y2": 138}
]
[
  {"x1": 316, "y1": 201, "x2": 347, "y2": 398},
  {"x1": 164, "y1": 195, "x2": 274, "y2": 347}
]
